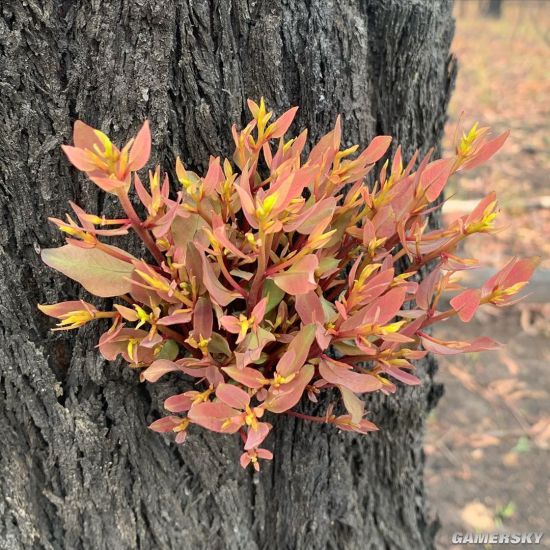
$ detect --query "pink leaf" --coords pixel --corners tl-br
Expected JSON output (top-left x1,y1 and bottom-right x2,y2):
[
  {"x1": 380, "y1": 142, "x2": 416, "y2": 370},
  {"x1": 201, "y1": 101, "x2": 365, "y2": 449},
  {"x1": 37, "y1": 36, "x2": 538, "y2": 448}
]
[
  {"x1": 211, "y1": 213, "x2": 249, "y2": 259},
  {"x1": 114, "y1": 304, "x2": 139, "y2": 321},
  {"x1": 149, "y1": 416, "x2": 183, "y2": 433},
  {"x1": 363, "y1": 136, "x2": 392, "y2": 164},
  {"x1": 463, "y1": 131, "x2": 509, "y2": 170},
  {"x1": 363, "y1": 286, "x2": 406, "y2": 325},
  {"x1": 61, "y1": 145, "x2": 98, "y2": 172},
  {"x1": 188, "y1": 402, "x2": 241, "y2": 433},
  {"x1": 420, "y1": 333, "x2": 500, "y2": 355},
  {"x1": 265, "y1": 364, "x2": 314, "y2": 413},
  {"x1": 251, "y1": 297, "x2": 268, "y2": 324},
  {"x1": 450, "y1": 288, "x2": 481, "y2": 322},
  {"x1": 319, "y1": 356, "x2": 382, "y2": 393},
  {"x1": 73, "y1": 120, "x2": 101, "y2": 150},
  {"x1": 200, "y1": 254, "x2": 240, "y2": 306},
  {"x1": 38, "y1": 300, "x2": 97, "y2": 318},
  {"x1": 284, "y1": 197, "x2": 337, "y2": 235},
  {"x1": 334, "y1": 416, "x2": 379, "y2": 434},
  {"x1": 41, "y1": 245, "x2": 135, "y2": 297},
  {"x1": 128, "y1": 120, "x2": 151, "y2": 171},
  {"x1": 203, "y1": 156, "x2": 223, "y2": 194},
  {"x1": 244, "y1": 422, "x2": 272, "y2": 450},
  {"x1": 164, "y1": 393, "x2": 193, "y2": 413},
  {"x1": 234, "y1": 166, "x2": 258, "y2": 229},
  {"x1": 267, "y1": 106, "x2": 298, "y2": 139},
  {"x1": 276, "y1": 324, "x2": 316, "y2": 377},
  {"x1": 421, "y1": 158, "x2": 453, "y2": 202},
  {"x1": 220, "y1": 315, "x2": 242, "y2": 334},
  {"x1": 193, "y1": 297, "x2": 213, "y2": 339},
  {"x1": 384, "y1": 366, "x2": 421, "y2": 385},
  {"x1": 216, "y1": 383, "x2": 250, "y2": 409},
  {"x1": 222, "y1": 366, "x2": 268, "y2": 389},
  {"x1": 338, "y1": 386, "x2": 364, "y2": 424},
  {"x1": 295, "y1": 291, "x2": 324, "y2": 325},
  {"x1": 271, "y1": 254, "x2": 319, "y2": 295},
  {"x1": 157, "y1": 310, "x2": 193, "y2": 325},
  {"x1": 416, "y1": 267, "x2": 441, "y2": 311},
  {"x1": 140, "y1": 360, "x2": 182, "y2": 383}
]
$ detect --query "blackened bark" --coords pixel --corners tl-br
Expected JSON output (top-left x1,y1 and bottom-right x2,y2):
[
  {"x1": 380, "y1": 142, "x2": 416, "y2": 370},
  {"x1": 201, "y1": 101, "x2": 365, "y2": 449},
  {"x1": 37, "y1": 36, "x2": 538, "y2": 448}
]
[
  {"x1": 0, "y1": 1, "x2": 455, "y2": 549},
  {"x1": 482, "y1": 0, "x2": 503, "y2": 18}
]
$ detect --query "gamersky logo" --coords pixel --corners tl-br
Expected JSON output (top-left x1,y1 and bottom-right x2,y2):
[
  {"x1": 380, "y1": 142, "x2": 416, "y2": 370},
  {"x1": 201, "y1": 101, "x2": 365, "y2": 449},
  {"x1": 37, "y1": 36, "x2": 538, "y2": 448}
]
[{"x1": 452, "y1": 532, "x2": 544, "y2": 545}]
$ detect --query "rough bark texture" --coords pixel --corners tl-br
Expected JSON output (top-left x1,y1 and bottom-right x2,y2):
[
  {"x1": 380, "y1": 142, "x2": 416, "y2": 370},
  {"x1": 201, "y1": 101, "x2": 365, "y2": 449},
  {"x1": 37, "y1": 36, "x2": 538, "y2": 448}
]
[{"x1": 0, "y1": 1, "x2": 455, "y2": 549}]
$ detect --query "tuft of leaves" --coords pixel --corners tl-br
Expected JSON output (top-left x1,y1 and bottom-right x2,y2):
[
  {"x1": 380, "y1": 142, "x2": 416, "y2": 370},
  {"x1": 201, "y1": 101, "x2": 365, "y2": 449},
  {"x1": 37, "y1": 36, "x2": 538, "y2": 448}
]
[{"x1": 39, "y1": 99, "x2": 538, "y2": 472}]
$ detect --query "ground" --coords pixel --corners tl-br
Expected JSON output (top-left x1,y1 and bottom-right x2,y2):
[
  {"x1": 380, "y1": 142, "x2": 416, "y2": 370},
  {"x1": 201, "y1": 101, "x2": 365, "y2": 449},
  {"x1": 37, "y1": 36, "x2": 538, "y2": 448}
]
[{"x1": 425, "y1": 2, "x2": 550, "y2": 547}]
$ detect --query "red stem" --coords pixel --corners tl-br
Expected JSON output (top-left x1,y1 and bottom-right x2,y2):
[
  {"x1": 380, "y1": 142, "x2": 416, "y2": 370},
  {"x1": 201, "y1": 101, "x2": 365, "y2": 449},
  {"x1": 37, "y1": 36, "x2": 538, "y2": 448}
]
[
  {"x1": 285, "y1": 411, "x2": 327, "y2": 424},
  {"x1": 116, "y1": 189, "x2": 165, "y2": 265}
]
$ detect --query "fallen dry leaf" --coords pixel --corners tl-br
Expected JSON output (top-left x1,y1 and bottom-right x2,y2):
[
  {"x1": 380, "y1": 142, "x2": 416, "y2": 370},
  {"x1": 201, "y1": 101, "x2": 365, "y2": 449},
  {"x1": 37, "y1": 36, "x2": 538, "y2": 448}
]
[{"x1": 460, "y1": 501, "x2": 496, "y2": 531}]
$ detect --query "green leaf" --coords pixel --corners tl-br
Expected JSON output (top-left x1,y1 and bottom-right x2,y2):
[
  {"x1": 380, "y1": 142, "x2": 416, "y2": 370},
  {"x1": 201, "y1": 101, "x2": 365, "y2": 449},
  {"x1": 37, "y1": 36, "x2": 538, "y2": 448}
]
[
  {"x1": 262, "y1": 279, "x2": 285, "y2": 314},
  {"x1": 208, "y1": 333, "x2": 232, "y2": 357},
  {"x1": 512, "y1": 436, "x2": 530, "y2": 453},
  {"x1": 41, "y1": 245, "x2": 135, "y2": 297},
  {"x1": 156, "y1": 339, "x2": 179, "y2": 361},
  {"x1": 317, "y1": 256, "x2": 339, "y2": 274}
]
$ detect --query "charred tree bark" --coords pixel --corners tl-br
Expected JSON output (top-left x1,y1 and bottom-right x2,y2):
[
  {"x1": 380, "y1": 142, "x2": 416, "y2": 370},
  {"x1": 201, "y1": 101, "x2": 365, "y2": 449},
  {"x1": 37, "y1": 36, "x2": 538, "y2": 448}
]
[
  {"x1": 482, "y1": 0, "x2": 503, "y2": 19},
  {"x1": 0, "y1": 1, "x2": 455, "y2": 549}
]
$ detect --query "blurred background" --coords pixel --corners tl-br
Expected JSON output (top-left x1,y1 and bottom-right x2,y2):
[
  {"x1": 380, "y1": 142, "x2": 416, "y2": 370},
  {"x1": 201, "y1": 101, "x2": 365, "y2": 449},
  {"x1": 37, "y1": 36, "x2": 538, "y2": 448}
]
[{"x1": 426, "y1": 0, "x2": 550, "y2": 546}]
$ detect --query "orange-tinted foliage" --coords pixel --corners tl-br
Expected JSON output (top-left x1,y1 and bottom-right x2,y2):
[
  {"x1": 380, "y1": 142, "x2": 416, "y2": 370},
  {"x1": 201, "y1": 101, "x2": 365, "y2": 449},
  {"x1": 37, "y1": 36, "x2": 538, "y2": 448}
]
[{"x1": 39, "y1": 99, "x2": 537, "y2": 471}]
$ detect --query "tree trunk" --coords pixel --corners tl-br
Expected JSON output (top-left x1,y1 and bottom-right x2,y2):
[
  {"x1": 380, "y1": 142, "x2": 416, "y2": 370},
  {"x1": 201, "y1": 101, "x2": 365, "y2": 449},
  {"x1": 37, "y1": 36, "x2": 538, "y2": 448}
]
[
  {"x1": 0, "y1": 1, "x2": 455, "y2": 548},
  {"x1": 483, "y1": 0, "x2": 502, "y2": 18}
]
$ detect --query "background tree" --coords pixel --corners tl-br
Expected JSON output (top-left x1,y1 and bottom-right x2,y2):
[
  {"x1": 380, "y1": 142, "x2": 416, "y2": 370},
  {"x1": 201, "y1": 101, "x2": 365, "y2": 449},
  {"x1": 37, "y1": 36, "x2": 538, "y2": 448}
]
[
  {"x1": 0, "y1": 1, "x2": 455, "y2": 548},
  {"x1": 482, "y1": 0, "x2": 503, "y2": 19}
]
